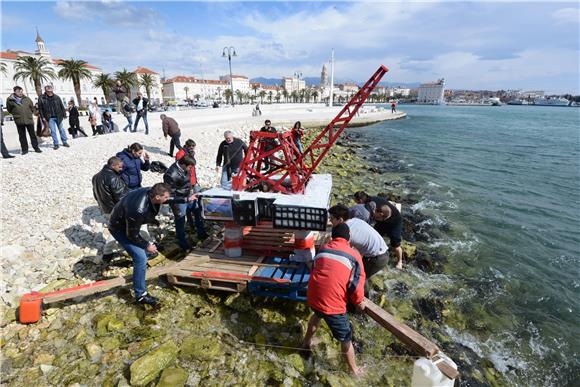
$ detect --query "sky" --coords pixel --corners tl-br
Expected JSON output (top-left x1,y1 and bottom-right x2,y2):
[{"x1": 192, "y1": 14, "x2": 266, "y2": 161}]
[{"x1": 1, "y1": 1, "x2": 579, "y2": 94}]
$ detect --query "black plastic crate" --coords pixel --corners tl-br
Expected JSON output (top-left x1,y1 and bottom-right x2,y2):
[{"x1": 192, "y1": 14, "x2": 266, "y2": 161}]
[
  {"x1": 257, "y1": 198, "x2": 275, "y2": 220},
  {"x1": 273, "y1": 205, "x2": 328, "y2": 231},
  {"x1": 232, "y1": 199, "x2": 258, "y2": 226}
]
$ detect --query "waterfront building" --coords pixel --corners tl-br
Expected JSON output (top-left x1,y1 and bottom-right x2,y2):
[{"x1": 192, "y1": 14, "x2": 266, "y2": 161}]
[
  {"x1": 162, "y1": 76, "x2": 228, "y2": 102},
  {"x1": 417, "y1": 78, "x2": 445, "y2": 104},
  {"x1": 130, "y1": 67, "x2": 163, "y2": 104},
  {"x1": 339, "y1": 82, "x2": 359, "y2": 93},
  {"x1": 282, "y1": 76, "x2": 305, "y2": 93},
  {"x1": 0, "y1": 30, "x2": 104, "y2": 106},
  {"x1": 220, "y1": 74, "x2": 250, "y2": 94},
  {"x1": 519, "y1": 90, "x2": 545, "y2": 99}
]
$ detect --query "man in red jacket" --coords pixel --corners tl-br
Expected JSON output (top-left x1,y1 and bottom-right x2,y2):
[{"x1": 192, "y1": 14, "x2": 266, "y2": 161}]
[{"x1": 303, "y1": 223, "x2": 366, "y2": 376}]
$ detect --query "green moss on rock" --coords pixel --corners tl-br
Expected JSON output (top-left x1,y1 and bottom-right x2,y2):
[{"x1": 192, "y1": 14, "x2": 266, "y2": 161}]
[{"x1": 130, "y1": 341, "x2": 179, "y2": 386}]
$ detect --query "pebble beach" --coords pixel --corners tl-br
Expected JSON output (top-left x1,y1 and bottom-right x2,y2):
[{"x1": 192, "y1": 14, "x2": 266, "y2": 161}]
[{"x1": 0, "y1": 103, "x2": 405, "y2": 307}]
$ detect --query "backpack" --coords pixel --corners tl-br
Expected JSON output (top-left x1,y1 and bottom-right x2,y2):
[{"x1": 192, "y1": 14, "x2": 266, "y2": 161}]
[{"x1": 150, "y1": 161, "x2": 168, "y2": 174}]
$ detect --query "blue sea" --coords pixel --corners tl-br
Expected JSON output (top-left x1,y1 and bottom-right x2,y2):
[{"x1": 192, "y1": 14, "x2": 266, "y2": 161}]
[{"x1": 352, "y1": 105, "x2": 580, "y2": 386}]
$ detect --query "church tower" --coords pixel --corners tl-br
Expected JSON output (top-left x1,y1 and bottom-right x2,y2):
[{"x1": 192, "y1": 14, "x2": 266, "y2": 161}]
[
  {"x1": 320, "y1": 64, "x2": 329, "y2": 87},
  {"x1": 34, "y1": 27, "x2": 50, "y2": 57}
]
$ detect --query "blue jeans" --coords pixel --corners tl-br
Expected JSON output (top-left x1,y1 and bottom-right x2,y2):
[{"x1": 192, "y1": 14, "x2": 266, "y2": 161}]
[
  {"x1": 48, "y1": 118, "x2": 68, "y2": 146},
  {"x1": 134, "y1": 113, "x2": 149, "y2": 134},
  {"x1": 221, "y1": 166, "x2": 239, "y2": 190},
  {"x1": 123, "y1": 115, "x2": 133, "y2": 132},
  {"x1": 295, "y1": 137, "x2": 303, "y2": 154},
  {"x1": 109, "y1": 229, "x2": 148, "y2": 299},
  {"x1": 174, "y1": 200, "x2": 206, "y2": 250}
]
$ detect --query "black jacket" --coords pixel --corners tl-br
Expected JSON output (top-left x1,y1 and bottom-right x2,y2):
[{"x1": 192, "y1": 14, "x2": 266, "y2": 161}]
[
  {"x1": 92, "y1": 165, "x2": 129, "y2": 214},
  {"x1": 109, "y1": 188, "x2": 160, "y2": 249},
  {"x1": 38, "y1": 93, "x2": 66, "y2": 122},
  {"x1": 163, "y1": 162, "x2": 191, "y2": 198},
  {"x1": 216, "y1": 138, "x2": 248, "y2": 170},
  {"x1": 133, "y1": 97, "x2": 149, "y2": 115}
]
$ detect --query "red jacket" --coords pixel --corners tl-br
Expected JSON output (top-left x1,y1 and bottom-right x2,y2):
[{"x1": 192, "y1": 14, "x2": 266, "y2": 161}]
[
  {"x1": 307, "y1": 238, "x2": 366, "y2": 315},
  {"x1": 175, "y1": 149, "x2": 197, "y2": 186}
]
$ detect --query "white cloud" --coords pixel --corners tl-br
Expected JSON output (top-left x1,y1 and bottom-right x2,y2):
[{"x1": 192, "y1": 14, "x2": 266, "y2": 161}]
[
  {"x1": 552, "y1": 8, "x2": 580, "y2": 24},
  {"x1": 54, "y1": 0, "x2": 160, "y2": 27}
]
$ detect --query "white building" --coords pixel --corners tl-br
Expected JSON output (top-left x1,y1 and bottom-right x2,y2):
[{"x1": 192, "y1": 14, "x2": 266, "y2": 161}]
[
  {"x1": 162, "y1": 76, "x2": 229, "y2": 102},
  {"x1": 219, "y1": 74, "x2": 250, "y2": 94},
  {"x1": 388, "y1": 87, "x2": 411, "y2": 97},
  {"x1": 282, "y1": 76, "x2": 306, "y2": 93},
  {"x1": 417, "y1": 78, "x2": 445, "y2": 104},
  {"x1": 1, "y1": 30, "x2": 104, "y2": 106}
]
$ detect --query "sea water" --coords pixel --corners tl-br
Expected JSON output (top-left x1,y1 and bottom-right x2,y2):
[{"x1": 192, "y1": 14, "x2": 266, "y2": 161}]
[{"x1": 352, "y1": 105, "x2": 580, "y2": 386}]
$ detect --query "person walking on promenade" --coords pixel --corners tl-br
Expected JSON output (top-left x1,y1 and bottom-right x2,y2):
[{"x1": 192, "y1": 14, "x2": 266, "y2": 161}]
[
  {"x1": 117, "y1": 142, "x2": 151, "y2": 190},
  {"x1": 1, "y1": 97, "x2": 15, "y2": 159},
  {"x1": 121, "y1": 97, "x2": 134, "y2": 132},
  {"x1": 6, "y1": 86, "x2": 42, "y2": 154},
  {"x1": 67, "y1": 100, "x2": 87, "y2": 138},
  {"x1": 329, "y1": 204, "x2": 389, "y2": 295},
  {"x1": 215, "y1": 130, "x2": 248, "y2": 189},
  {"x1": 164, "y1": 156, "x2": 207, "y2": 251},
  {"x1": 160, "y1": 114, "x2": 182, "y2": 156},
  {"x1": 37, "y1": 85, "x2": 69, "y2": 150},
  {"x1": 133, "y1": 92, "x2": 149, "y2": 134},
  {"x1": 302, "y1": 223, "x2": 366, "y2": 377},
  {"x1": 88, "y1": 99, "x2": 100, "y2": 135},
  {"x1": 92, "y1": 156, "x2": 129, "y2": 262},
  {"x1": 108, "y1": 183, "x2": 172, "y2": 306},
  {"x1": 113, "y1": 80, "x2": 127, "y2": 114},
  {"x1": 259, "y1": 119, "x2": 277, "y2": 170},
  {"x1": 291, "y1": 121, "x2": 304, "y2": 154},
  {"x1": 391, "y1": 102, "x2": 397, "y2": 113},
  {"x1": 354, "y1": 191, "x2": 404, "y2": 269}
]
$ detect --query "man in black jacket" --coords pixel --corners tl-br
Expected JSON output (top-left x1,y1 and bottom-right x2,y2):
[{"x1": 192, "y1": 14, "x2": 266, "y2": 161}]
[
  {"x1": 259, "y1": 119, "x2": 277, "y2": 170},
  {"x1": 215, "y1": 130, "x2": 248, "y2": 189},
  {"x1": 109, "y1": 183, "x2": 177, "y2": 306},
  {"x1": 133, "y1": 92, "x2": 149, "y2": 134},
  {"x1": 92, "y1": 156, "x2": 129, "y2": 261},
  {"x1": 38, "y1": 85, "x2": 69, "y2": 150},
  {"x1": 163, "y1": 156, "x2": 207, "y2": 250}
]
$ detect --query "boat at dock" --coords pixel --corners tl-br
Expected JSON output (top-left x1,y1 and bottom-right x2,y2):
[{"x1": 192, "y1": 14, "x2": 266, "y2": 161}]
[{"x1": 533, "y1": 97, "x2": 570, "y2": 106}]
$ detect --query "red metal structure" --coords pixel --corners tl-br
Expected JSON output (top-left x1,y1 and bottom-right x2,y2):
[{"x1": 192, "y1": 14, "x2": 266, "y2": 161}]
[{"x1": 232, "y1": 65, "x2": 389, "y2": 194}]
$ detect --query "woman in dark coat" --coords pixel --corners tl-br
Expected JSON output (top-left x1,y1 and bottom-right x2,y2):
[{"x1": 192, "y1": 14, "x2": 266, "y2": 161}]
[
  {"x1": 116, "y1": 142, "x2": 151, "y2": 189},
  {"x1": 67, "y1": 101, "x2": 87, "y2": 138}
]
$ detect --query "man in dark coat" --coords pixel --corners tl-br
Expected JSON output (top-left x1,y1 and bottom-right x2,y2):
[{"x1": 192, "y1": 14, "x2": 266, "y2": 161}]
[
  {"x1": 108, "y1": 183, "x2": 174, "y2": 306},
  {"x1": 133, "y1": 92, "x2": 149, "y2": 134},
  {"x1": 163, "y1": 156, "x2": 208, "y2": 251},
  {"x1": 6, "y1": 86, "x2": 42, "y2": 154},
  {"x1": 160, "y1": 114, "x2": 182, "y2": 156},
  {"x1": 113, "y1": 81, "x2": 127, "y2": 114},
  {"x1": 92, "y1": 156, "x2": 129, "y2": 261},
  {"x1": 215, "y1": 130, "x2": 248, "y2": 189},
  {"x1": 38, "y1": 85, "x2": 69, "y2": 150},
  {"x1": 259, "y1": 119, "x2": 277, "y2": 170}
]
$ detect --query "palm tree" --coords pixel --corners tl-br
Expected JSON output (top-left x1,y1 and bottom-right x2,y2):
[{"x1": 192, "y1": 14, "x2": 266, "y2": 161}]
[
  {"x1": 194, "y1": 94, "x2": 201, "y2": 102},
  {"x1": 235, "y1": 90, "x2": 244, "y2": 104},
  {"x1": 311, "y1": 90, "x2": 319, "y2": 103},
  {"x1": 13, "y1": 56, "x2": 56, "y2": 97},
  {"x1": 291, "y1": 90, "x2": 298, "y2": 103},
  {"x1": 57, "y1": 59, "x2": 92, "y2": 106},
  {"x1": 223, "y1": 89, "x2": 233, "y2": 105},
  {"x1": 275, "y1": 92, "x2": 281, "y2": 104},
  {"x1": 93, "y1": 73, "x2": 114, "y2": 104},
  {"x1": 268, "y1": 91, "x2": 273, "y2": 103},
  {"x1": 140, "y1": 73, "x2": 154, "y2": 101},
  {"x1": 184, "y1": 86, "x2": 190, "y2": 100},
  {"x1": 0, "y1": 62, "x2": 7, "y2": 76},
  {"x1": 259, "y1": 90, "x2": 266, "y2": 104},
  {"x1": 282, "y1": 89, "x2": 289, "y2": 103},
  {"x1": 252, "y1": 83, "x2": 259, "y2": 96},
  {"x1": 114, "y1": 68, "x2": 138, "y2": 99}
]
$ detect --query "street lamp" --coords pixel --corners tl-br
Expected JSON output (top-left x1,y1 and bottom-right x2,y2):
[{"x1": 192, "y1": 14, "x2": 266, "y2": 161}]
[{"x1": 222, "y1": 46, "x2": 237, "y2": 106}]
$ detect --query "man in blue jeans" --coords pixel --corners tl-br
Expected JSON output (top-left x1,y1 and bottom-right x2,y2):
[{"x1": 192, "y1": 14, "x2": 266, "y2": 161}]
[
  {"x1": 38, "y1": 85, "x2": 69, "y2": 150},
  {"x1": 215, "y1": 131, "x2": 248, "y2": 189},
  {"x1": 108, "y1": 183, "x2": 175, "y2": 306},
  {"x1": 163, "y1": 155, "x2": 208, "y2": 251}
]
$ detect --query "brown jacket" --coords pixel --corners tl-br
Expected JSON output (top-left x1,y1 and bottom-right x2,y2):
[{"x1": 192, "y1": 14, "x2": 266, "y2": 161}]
[{"x1": 162, "y1": 117, "x2": 180, "y2": 137}]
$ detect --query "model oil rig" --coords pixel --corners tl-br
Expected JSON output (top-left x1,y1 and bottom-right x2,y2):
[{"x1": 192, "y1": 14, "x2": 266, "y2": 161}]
[{"x1": 18, "y1": 66, "x2": 458, "y2": 385}]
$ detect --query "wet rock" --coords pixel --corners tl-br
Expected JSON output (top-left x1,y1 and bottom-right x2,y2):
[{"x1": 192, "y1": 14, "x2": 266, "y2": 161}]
[
  {"x1": 180, "y1": 336, "x2": 222, "y2": 362},
  {"x1": 224, "y1": 293, "x2": 253, "y2": 312},
  {"x1": 413, "y1": 297, "x2": 444, "y2": 323},
  {"x1": 391, "y1": 281, "x2": 410, "y2": 298},
  {"x1": 401, "y1": 241, "x2": 417, "y2": 260},
  {"x1": 285, "y1": 353, "x2": 305, "y2": 374},
  {"x1": 156, "y1": 367, "x2": 188, "y2": 387},
  {"x1": 130, "y1": 341, "x2": 178, "y2": 386},
  {"x1": 85, "y1": 342, "x2": 102, "y2": 363},
  {"x1": 33, "y1": 352, "x2": 55, "y2": 365}
]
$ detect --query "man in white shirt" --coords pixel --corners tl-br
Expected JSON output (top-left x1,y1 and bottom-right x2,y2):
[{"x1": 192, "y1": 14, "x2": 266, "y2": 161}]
[{"x1": 328, "y1": 204, "x2": 389, "y2": 295}]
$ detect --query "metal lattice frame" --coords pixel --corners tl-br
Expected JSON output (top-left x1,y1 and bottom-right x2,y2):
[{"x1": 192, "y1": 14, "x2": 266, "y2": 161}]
[{"x1": 233, "y1": 65, "x2": 389, "y2": 194}]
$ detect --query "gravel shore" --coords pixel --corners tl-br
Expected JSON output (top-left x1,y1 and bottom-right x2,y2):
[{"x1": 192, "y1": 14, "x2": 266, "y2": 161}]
[{"x1": 0, "y1": 103, "x2": 405, "y2": 306}]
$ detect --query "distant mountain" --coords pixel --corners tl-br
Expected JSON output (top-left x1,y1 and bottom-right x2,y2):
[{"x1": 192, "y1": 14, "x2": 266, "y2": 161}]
[{"x1": 250, "y1": 77, "x2": 421, "y2": 89}]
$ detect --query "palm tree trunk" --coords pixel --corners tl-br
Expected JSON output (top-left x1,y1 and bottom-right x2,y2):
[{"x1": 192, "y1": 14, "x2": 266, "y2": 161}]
[
  {"x1": 34, "y1": 78, "x2": 42, "y2": 97},
  {"x1": 102, "y1": 88, "x2": 110, "y2": 104},
  {"x1": 74, "y1": 81, "x2": 82, "y2": 107}
]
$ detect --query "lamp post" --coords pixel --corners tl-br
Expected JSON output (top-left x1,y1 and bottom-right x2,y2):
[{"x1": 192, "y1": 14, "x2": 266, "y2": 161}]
[{"x1": 222, "y1": 46, "x2": 237, "y2": 106}]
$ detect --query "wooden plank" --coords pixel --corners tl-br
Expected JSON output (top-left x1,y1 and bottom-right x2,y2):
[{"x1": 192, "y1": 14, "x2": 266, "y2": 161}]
[
  {"x1": 363, "y1": 298, "x2": 439, "y2": 357},
  {"x1": 248, "y1": 256, "x2": 265, "y2": 276}
]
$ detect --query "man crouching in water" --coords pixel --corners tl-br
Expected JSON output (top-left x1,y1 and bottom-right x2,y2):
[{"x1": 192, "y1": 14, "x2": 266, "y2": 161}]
[
  {"x1": 302, "y1": 223, "x2": 366, "y2": 376},
  {"x1": 108, "y1": 183, "x2": 176, "y2": 306}
]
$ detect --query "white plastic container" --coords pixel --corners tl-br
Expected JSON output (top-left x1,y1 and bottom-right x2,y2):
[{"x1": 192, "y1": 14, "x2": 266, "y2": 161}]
[{"x1": 411, "y1": 356, "x2": 457, "y2": 387}]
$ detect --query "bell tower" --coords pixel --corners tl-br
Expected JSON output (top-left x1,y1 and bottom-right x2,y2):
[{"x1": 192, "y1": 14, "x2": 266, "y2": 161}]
[{"x1": 34, "y1": 27, "x2": 50, "y2": 57}]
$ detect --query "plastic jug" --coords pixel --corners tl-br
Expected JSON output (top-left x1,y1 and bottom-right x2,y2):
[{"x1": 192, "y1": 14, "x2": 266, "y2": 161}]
[{"x1": 411, "y1": 356, "x2": 457, "y2": 387}]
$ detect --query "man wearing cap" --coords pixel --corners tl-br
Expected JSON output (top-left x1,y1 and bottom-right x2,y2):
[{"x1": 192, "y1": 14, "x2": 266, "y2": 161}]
[
  {"x1": 38, "y1": 85, "x2": 69, "y2": 150},
  {"x1": 302, "y1": 223, "x2": 366, "y2": 377}
]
